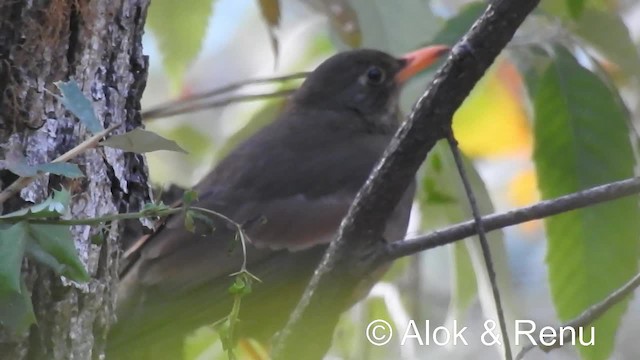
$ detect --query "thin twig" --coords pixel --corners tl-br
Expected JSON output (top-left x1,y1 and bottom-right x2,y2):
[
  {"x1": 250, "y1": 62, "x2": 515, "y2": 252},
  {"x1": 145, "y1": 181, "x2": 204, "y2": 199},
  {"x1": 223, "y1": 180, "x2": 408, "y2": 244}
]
[
  {"x1": 142, "y1": 71, "x2": 307, "y2": 121},
  {"x1": 446, "y1": 132, "x2": 512, "y2": 360},
  {"x1": 0, "y1": 123, "x2": 121, "y2": 205},
  {"x1": 515, "y1": 271, "x2": 640, "y2": 360},
  {"x1": 386, "y1": 177, "x2": 640, "y2": 259},
  {"x1": 141, "y1": 89, "x2": 296, "y2": 120}
]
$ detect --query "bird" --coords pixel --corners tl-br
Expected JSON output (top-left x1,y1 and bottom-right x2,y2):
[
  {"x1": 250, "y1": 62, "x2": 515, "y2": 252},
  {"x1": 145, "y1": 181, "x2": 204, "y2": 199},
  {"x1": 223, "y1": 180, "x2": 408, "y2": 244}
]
[{"x1": 107, "y1": 45, "x2": 448, "y2": 359}]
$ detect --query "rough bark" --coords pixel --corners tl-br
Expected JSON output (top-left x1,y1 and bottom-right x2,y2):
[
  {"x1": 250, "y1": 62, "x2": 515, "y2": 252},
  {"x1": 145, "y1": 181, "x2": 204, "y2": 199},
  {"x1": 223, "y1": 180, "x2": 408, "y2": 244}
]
[{"x1": 0, "y1": 0, "x2": 151, "y2": 359}]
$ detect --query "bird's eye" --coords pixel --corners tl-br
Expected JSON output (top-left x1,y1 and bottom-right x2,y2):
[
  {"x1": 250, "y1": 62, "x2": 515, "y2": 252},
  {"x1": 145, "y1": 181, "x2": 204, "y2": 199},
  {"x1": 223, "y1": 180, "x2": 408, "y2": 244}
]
[{"x1": 365, "y1": 66, "x2": 385, "y2": 85}]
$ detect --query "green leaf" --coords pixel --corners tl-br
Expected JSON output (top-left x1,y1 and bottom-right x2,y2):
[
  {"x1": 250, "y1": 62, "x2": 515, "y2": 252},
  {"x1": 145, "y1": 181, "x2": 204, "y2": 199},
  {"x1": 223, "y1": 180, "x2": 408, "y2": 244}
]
[
  {"x1": 183, "y1": 189, "x2": 199, "y2": 205},
  {"x1": 55, "y1": 80, "x2": 103, "y2": 134},
  {"x1": 0, "y1": 189, "x2": 71, "y2": 220},
  {"x1": 574, "y1": 9, "x2": 640, "y2": 79},
  {"x1": 26, "y1": 224, "x2": 90, "y2": 282},
  {"x1": 567, "y1": 0, "x2": 586, "y2": 19},
  {"x1": 0, "y1": 280, "x2": 36, "y2": 334},
  {"x1": 532, "y1": 49, "x2": 640, "y2": 360},
  {"x1": 0, "y1": 223, "x2": 28, "y2": 295},
  {"x1": 101, "y1": 128, "x2": 187, "y2": 154},
  {"x1": 147, "y1": 0, "x2": 215, "y2": 89},
  {"x1": 1, "y1": 155, "x2": 83, "y2": 179},
  {"x1": 166, "y1": 124, "x2": 213, "y2": 161},
  {"x1": 541, "y1": 0, "x2": 606, "y2": 19},
  {"x1": 184, "y1": 210, "x2": 196, "y2": 233}
]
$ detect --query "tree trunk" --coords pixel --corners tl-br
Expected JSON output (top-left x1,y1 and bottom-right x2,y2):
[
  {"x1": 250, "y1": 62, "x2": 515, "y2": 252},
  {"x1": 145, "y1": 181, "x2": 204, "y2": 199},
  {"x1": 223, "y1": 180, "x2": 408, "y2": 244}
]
[{"x1": 0, "y1": 0, "x2": 151, "y2": 358}]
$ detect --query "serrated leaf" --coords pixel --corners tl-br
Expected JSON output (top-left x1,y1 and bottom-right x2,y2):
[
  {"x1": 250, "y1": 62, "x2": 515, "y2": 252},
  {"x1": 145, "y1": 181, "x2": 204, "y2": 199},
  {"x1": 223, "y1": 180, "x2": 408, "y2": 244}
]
[
  {"x1": 0, "y1": 223, "x2": 28, "y2": 296},
  {"x1": 147, "y1": 0, "x2": 215, "y2": 89},
  {"x1": 574, "y1": 9, "x2": 640, "y2": 79},
  {"x1": 0, "y1": 189, "x2": 71, "y2": 220},
  {"x1": 0, "y1": 280, "x2": 36, "y2": 334},
  {"x1": 532, "y1": 49, "x2": 640, "y2": 360},
  {"x1": 55, "y1": 80, "x2": 103, "y2": 134},
  {"x1": 101, "y1": 128, "x2": 187, "y2": 154},
  {"x1": 26, "y1": 224, "x2": 90, "y2": 282}
]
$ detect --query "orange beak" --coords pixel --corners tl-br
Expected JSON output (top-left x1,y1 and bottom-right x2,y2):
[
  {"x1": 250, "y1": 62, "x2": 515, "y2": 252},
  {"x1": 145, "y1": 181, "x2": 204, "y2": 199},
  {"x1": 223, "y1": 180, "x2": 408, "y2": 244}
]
[{"x1": 395, "y1": 45, "x2": 450, "y2": 84}]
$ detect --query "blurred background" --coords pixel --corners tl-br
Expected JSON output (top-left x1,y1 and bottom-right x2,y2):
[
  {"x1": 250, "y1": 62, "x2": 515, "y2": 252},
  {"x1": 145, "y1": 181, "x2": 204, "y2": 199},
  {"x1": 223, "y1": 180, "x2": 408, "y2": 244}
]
[{"x1": 138, "y1": 0, "x2": 640, "y2": 359}]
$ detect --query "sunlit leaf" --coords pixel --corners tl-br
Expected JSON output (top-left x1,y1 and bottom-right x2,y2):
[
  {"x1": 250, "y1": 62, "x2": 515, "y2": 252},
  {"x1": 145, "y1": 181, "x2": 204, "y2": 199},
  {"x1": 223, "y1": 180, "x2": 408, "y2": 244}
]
[
  {"x1": 101, "y1": 128, "x2": 187, "y2": 154},
  {"x1": 533, "y1": 49, "x2": 639, "y2": 360},
  {"x1": 453, "y1": 60, "x2": 532, "y2": 157},
  {"x1": 147, "y1": 0, "x2": 215, "y2": 89},
  {"x1": 55, "y1": 80, "x2": 103, "y2": 134}
]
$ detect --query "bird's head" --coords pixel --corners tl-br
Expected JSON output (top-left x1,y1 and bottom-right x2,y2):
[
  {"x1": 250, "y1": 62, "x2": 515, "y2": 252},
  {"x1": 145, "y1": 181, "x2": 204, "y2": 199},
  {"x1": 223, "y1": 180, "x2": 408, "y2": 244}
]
[{"x1": 293, "y1": 46, "x2": 449, "y2": 123}]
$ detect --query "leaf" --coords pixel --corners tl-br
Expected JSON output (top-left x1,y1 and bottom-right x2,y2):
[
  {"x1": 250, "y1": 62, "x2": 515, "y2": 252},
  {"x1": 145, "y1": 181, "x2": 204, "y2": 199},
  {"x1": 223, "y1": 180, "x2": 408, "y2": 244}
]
[
  {"x1": 0, "y1": 189, "x2": 71, "y2": 219},
  {"x1": 26, "y1": 224, "x2": 90, "y2": 282},
  {"x1": 453, "y1": 60, "x2": 532, "y2": 157},
  {"x1": 567, "y1": 0, "x2": 586, "y2": 19},
  {"x1": 257, "y1": 0, "x2": 281, "y2": 63},
  {"x1": 33, "y1": 162, "x2": 83, "y2": 178},
  {"x1": 55, "y1": 80, "x2": 103, "y2": 134},
  {"x1": 147, "y1": 0, "x2": 215, "y2": 89},
  {"x1": 0, "y1": 223, "x2": 28, "y2": 296},
  {"x1": 541, "y1": 0, "x2": 606, "y2": 19},
  {"x1": 0, "y1": 280, "x2": 36, "y2": 334},
  {"x1": 1, "y1": 150, "x2": 83, "y2": 178},
  {"x1": 183, "y1": 189, "x2": 199, "y2": 206},
  {"x1": 532, "y1": 49, "x2": 640, "y2": 360},
  {"x1": 101, "y1": 128, "x2": 187, "y2": 154},
  {"x1": 184, "y1": 210, "x2": 196, "y2": 233},
  {"x1": 574, "y1": 9, "x2": 640, "y2": 79}
]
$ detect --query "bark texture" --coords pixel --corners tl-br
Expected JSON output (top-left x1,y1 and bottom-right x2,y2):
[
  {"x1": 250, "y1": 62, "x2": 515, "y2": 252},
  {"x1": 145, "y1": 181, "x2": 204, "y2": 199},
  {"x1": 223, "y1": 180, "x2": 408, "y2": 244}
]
[{"x1": 0, "y1": 0, "x2": 151, "y2": 359}]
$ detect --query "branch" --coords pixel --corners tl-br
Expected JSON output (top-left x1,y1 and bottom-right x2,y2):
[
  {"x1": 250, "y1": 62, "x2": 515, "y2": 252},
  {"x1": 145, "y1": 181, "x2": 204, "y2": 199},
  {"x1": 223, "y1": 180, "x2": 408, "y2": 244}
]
[
  {"x1": 141, "y1": 72, "x2": 307, "y2": 121},
  {"x1": 446, "y1": 133, "x2": 512, "y2": 360},
  {"x1": 515, "y1": 270, "x2": 640, "y2": 359},
  {"x1": 0, "y1": 123, "x2": 120, "y2": 205},
  {"x1": 141, "y1": 89, "x2": 296, "y2": 120},
  {"x1": 271, "y1": 1, "x2": 541, "y2": 359},
  {"x1": 386, "y1": 177, "x2": 640, "y2": 259}
]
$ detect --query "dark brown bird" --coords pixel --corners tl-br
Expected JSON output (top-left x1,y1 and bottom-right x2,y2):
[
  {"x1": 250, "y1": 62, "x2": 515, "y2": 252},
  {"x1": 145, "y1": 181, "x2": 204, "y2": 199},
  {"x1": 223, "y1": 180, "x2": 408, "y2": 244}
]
[{"x1": 107, "y1": 45, "x2": 448, "y2": 359}]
